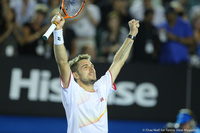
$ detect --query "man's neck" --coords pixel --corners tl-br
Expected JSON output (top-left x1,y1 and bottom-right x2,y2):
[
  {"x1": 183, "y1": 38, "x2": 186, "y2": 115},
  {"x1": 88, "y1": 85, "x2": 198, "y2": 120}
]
[{"x1": 78, "y1": 82, "x2": 95, "y2": 92}]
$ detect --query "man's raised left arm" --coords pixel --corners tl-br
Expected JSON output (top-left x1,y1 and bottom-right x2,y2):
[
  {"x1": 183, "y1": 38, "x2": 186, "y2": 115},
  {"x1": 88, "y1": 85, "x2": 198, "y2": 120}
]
[{"x1": 109, "y1": 19, "x2": 139, "y2": 83}]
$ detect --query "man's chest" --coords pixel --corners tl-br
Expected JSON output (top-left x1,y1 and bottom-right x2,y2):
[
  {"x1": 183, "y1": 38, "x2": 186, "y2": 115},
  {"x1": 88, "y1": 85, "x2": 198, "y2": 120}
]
[
  {"x1": 76, "y1": 89, "x2": 107, "y2": 109},
  {"x1": 76, "y1": 89, "x2": 108, "y2": 127}
]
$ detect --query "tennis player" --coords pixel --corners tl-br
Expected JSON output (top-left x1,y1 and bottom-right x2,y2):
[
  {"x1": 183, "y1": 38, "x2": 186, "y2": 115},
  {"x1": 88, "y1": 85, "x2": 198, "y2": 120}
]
[{"x1": 52, "y1": 14, "x2": 139, "y2": 133}]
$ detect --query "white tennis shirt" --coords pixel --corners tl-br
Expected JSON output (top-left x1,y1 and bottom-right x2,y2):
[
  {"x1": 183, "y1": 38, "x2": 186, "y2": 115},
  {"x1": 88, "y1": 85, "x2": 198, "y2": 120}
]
[{"x1": 60, "y1": 71, "x2": 116, "y2": 133}]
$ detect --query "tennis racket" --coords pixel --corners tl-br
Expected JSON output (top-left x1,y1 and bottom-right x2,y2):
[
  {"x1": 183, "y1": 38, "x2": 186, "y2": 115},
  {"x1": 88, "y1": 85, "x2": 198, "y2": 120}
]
[{"x1": 42, "y1": 0, "x2": 86, "y2": 40}]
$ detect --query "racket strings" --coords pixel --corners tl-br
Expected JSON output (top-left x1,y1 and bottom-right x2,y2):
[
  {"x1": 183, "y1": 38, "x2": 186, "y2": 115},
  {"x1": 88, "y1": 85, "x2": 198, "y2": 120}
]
[{"x1": 63, "y1": 0, "x2": 83, "y2": 16}]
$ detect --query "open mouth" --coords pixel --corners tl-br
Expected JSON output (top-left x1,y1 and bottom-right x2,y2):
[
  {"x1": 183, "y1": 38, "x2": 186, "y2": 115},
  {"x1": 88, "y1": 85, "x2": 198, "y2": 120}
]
[
  {"x1": 89, "y1": 72, "x2": 96, "y2": 77},
  {"x1": 89, "y1": 73, "x2": 94, "y2": 76}
]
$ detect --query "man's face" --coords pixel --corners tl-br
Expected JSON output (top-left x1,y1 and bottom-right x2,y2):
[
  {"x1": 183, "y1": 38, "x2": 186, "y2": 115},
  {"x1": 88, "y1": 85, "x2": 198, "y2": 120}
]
[{"x1": 75, "y1": 59, "x2": 96, "y2": 85}]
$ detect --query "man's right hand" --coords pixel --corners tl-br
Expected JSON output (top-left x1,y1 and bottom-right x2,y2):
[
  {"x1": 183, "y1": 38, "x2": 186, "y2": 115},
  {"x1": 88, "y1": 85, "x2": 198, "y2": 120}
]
[{"x1": 51, "y1": 14, "x2": 65, "y2": 30}]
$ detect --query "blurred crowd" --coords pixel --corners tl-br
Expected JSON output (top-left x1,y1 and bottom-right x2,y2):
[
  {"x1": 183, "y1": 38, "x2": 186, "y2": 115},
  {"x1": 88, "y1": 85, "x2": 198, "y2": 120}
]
[{"x1": 1, "y1": 0, "x2": 200, "y2": 66}]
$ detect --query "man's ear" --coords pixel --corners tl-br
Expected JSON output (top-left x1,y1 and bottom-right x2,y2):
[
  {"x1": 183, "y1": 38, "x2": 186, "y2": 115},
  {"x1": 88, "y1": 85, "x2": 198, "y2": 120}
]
[{"x1": 73, "y1": 72, "x2": 79, "y2": 80}]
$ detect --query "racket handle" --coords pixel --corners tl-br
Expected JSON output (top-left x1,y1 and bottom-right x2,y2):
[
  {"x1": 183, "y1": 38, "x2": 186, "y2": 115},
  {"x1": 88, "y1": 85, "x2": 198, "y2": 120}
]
[
  {"x1": 43, "y1": 16, "x2": 61, "y2": 40},
  {"x1": 42, "y1": 24, "x2": 57, "y2": 40}
]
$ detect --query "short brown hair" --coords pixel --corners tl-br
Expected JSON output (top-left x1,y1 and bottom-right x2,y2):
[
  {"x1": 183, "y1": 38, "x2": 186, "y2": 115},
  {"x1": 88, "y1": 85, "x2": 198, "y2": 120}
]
[{"x1": 69, "y1": 54, "x2": 91, "y2": 72}]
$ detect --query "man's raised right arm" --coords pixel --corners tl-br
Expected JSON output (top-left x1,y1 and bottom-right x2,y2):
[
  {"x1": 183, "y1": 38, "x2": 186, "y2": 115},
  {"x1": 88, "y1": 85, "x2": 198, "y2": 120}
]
[{"x1": 53, "y1": 15, "x2": 71, "y2": 88}]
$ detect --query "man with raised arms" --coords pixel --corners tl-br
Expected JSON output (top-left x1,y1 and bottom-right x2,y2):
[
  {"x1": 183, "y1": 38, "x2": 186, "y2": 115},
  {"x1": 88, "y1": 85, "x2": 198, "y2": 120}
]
[{"x1": 51, "y1": 14, "x2": 139, "y2": 133}]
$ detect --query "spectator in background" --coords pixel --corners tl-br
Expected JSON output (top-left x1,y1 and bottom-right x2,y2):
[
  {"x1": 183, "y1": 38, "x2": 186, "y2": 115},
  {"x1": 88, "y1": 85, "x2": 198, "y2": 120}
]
[
  {"x1": 176, "y1": 109, "x2": 200, "y2": 133},
  {"x1": 1, "y1": 0, "x2": 10, "y2": 15},
  {"x1": 80, "y1": 43, "x2": 97, "y2": 62},
  {"x1": 170, "y1": 1, "x2": 188, "y2": 21},
  {"x1": 68, "y1": 0, "x2": 101, "y2": 56},
  {"x1": 192, "y1": 13, "x2": 200, "y2": 57},
  {"x1": 10, "y1": 0, "x2": 37, "y2": 26},
  {"x1": 37, "y1": 0, "x2": 48, "y2": 4},
  {"x1": 80, "y1": 42, "x2": 106, "y2": 63},
  {"x1": 98, "y1": 0, "x2": 131, "y2": 29},
  {"x1": 100, "y1": 11, "x2": 128, "y2": 63},
  {"x1": 96, "y1": 0, "x2": 131, "y2": 46},
  {"x1": 161, "y1": 0, "x2": 173, "y2": 7},
  {"x1": 96, "y1": 0, "x2": 113, "y2": 30},
  {"x1": 189, "y1": 3, "x2": 200, "y2": 21},
  {"x1": 131, "y1": 8, "x2": 159, "y2": 63},
  {"x1": 158, "y1": 5, "x2": 194, "y2": 65},
  {"x1": 64, "y1": 27, "x2": 77, "y2": 59},
  {"x1": 43, "y1": 0, "x2": 60, "y2": 24},
  {"x1": 0, "y1": 7, "x2": 24, "y2": 57},
  {"x1": 112, "y1": 0, "x2": 132, "y2": 29},
  {"x1": 19, "y1": 4, "x2": 49, "y2": 57},
  {"x1": 189, "y1": 13, "x2": 200, "y2": 67},
  {"x1": 129, "y1": 0, "x2": 166, "y2": 27}
]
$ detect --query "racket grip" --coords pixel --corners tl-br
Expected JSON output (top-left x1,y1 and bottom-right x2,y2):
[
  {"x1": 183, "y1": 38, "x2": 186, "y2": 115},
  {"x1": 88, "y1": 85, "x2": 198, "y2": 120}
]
[{"x1": 42, "y1": 24, "x2": 57, "y2": 40}]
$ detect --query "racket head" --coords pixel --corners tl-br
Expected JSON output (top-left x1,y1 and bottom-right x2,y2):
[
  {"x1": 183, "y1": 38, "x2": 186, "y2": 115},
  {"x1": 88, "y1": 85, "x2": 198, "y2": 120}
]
[{"x1": 61, "y1": 0, "x2": 86, "y2": 19}]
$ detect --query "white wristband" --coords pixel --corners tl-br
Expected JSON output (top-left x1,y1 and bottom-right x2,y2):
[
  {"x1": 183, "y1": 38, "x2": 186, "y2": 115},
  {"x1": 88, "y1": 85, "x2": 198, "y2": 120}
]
[{"x1": 53, "y1": 29, "x2": 64, "y2": 45}]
